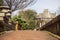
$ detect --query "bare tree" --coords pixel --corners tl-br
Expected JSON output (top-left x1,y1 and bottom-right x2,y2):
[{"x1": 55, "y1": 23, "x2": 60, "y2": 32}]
[
  {"x1": 4, "y1": 0, "x2": 36, "y2": 12},
  {"x1": 0, "y1": 0, "x2": 3, "y2": 6}
]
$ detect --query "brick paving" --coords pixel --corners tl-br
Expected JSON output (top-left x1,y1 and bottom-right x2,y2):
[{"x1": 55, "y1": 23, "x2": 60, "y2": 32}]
[{"x1": 0, "y1": 30, "x2": 58, "y2": 40}]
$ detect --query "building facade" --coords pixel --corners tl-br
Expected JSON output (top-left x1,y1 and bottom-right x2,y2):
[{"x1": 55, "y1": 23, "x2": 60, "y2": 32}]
[{"x1": 35, "y1": 9, "x2": 56, "y2": 28}]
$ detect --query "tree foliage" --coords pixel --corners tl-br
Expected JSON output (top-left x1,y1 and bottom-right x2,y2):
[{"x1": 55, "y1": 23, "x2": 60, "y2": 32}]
[
  {"x1": 12, "y1": 9, "x2": 37, "y2": 30},
  {"x1": 19, "y1": 10, "x2": 37, "y2": 30}
]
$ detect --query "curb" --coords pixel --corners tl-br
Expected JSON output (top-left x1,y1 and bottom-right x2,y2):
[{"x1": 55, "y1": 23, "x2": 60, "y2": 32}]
[{"x1": 47, "y1": 31, "x2": 60, "y2": 40}]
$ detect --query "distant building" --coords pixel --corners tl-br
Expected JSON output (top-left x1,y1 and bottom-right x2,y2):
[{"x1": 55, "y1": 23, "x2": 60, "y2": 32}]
[{"x1": 35, "y1": 9, "x2": 56, "y2": 28}]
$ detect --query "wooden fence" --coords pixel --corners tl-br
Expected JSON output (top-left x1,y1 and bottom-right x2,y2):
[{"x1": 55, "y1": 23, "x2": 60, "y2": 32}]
[{"x1": 41, "y1": 15, "x2": 60, "y2": 36}]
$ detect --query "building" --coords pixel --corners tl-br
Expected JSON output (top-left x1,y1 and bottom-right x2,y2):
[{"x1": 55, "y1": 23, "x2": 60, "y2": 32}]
[
  {"x1": 0, "y1": 6, "x2": 11, "y2": 32},
  {"x1": 35, "y1": 9, "x2": 56, "y2": 28}
]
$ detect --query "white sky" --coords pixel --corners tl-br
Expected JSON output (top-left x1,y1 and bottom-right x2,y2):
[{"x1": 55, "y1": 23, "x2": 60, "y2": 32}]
[
  {"x1": 12, "y1": 0, "x2": 60, "y2": 16},
  {"x1": 25, "y1": 0, "x2": 60, "y2": 13}
]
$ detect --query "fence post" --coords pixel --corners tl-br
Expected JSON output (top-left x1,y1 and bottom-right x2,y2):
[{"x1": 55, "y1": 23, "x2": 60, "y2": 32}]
[{"x1": 56, "y1": 23, "x2": 59, "y2": 35}]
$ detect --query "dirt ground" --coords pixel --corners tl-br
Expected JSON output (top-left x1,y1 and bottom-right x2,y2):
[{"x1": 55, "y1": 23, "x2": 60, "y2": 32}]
[{"x1": 0, "y1": 30, "x2": 58, "y2": 40}]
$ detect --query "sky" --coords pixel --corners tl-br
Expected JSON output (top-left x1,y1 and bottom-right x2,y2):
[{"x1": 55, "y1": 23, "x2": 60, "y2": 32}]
[
  {"x1": 12, "y1": 0, "x2": 60, "y2": 16},
  {"x1": 26, "y1": 0, "x2": 60, "y2": 13}
]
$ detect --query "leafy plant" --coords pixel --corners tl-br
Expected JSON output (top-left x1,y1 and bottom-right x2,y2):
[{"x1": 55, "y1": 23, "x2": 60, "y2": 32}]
[{"x1": 12, "y1": 9, "x2": 37, "y2": 30}]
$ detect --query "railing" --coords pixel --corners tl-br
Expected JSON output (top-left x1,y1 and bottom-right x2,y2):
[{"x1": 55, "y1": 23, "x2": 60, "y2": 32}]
[{"x1": 41, "y1": 15, "x2": 60, "y2": 36}]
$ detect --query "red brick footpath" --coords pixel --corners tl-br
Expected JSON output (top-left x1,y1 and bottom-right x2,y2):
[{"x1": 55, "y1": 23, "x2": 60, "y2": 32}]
[{"x1": 0, "y1": 30, "x2": 58, "y2": 40}]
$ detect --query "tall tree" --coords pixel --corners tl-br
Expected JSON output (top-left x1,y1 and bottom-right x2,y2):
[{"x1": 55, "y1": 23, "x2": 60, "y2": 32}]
[
  {"x1": 4, "y1": 0, "x2": 36, "y2": 12},
  {"x1": 0, "y1": 0, "x2": 3, "y2": 6},
  {"x1": 12, "y1": 9, "x2": 37, "y2": 30},
  {"x1": 18, "y1": 9, "x2": 37, "y2": 30}
]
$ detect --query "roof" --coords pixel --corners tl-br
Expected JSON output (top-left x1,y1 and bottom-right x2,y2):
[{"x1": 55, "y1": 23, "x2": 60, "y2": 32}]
[{"x1": 0, "y1": 6, "x2": 10, "y2": 9}]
